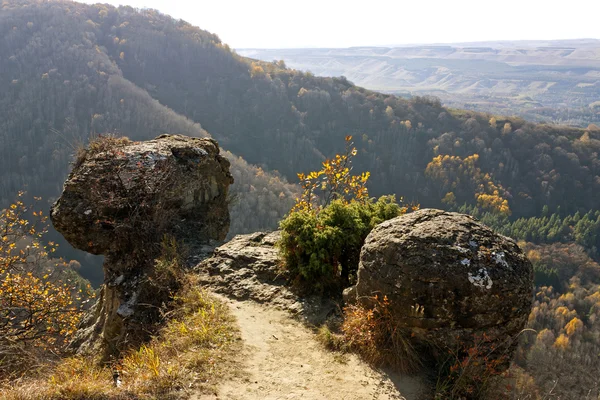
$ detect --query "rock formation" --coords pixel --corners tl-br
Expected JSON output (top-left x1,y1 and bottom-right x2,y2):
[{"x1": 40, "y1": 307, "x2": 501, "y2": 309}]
[
  {"x1": 344, "y1": 209, "x2": 533, "y2": 369},
  {"x1": 51, "y1": 134, "x2": 233, "y2": 356},
  {"x1": 196, "y1": 231, "x2": 337, "y2": 324}
]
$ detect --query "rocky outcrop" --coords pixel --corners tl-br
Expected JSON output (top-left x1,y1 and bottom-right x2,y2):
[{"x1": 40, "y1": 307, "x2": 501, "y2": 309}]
[
  {"x1": 344, "y1": 209, "x2": 533, "y2": 368},
  {"x1": 51, "y1": 134, "x2": 233, "y2": 356},
  {"x1": 196, "y1": 231, "x2": 337, "y2": 324}
]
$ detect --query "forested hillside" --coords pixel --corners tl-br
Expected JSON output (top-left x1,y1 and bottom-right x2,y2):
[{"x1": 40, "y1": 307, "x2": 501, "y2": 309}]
[
  {"x1": 2, "y1": 0, "x2": 600, "y2": 223},
  {"x1": 240, "y1": 43, "x2": 600, "y2": 127},
  {"x1": 1, "y1": 0, "x2": 600, "y2": 397},
  {"x1": 0, "y1": 0, "x2": 298, "y2": 241},
  {"x1": 2, "y1": 0, "x2": 600, "y2": 274}
]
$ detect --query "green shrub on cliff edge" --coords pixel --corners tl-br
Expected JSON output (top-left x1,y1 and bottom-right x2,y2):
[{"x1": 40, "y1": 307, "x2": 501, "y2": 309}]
[
  {"x1": 279, "y1": 196, "x2": 404, "y2": 290},
  {"x1": 278, "y1": 136, "x2": 411, "y2": 291}
]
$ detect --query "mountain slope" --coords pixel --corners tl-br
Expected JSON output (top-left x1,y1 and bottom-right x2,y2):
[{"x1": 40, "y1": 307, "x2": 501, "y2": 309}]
[
  {"x1": 0, "y1": 0, "x2": 298, "y2": 234},
  {"x1": 1, "y1": 0, "x2": 600, "y2": 271}
]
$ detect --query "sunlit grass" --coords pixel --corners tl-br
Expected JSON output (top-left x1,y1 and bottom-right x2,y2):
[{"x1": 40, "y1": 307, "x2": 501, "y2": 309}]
[{"x1": 0, "y1": 277, "x2": 239, "y2": 400}]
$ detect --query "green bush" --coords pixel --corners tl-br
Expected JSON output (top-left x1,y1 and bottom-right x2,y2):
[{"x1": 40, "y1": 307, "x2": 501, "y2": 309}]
[{"x1": 278, "y1": 195, "x2": 404, "y2": 291}]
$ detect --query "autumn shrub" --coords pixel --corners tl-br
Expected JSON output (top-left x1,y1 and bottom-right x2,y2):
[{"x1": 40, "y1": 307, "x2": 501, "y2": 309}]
[
  {"x1": 74, "y1": 133, "x2": 131, "y2": 168},
  {"x1": 433, "y1": 332, "x2": 529, "y2": 400},
  {"x1": 426, "y1": 153, "x2": 511, "y2": 216},
  {"x1": 341, "y1": 296, "x2": 420, "y2": 372},
  {"x1": 0, "y1": 193, "x2": 93, "y2": 379},
  {"x1": 145, "y1": 235, "x2": 187, "y2": 300}
]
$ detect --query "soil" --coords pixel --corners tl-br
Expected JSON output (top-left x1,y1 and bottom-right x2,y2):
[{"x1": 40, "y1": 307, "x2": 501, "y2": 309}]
[{"x1": 192, "y1": 294, "x2": 426, "y2": 400}]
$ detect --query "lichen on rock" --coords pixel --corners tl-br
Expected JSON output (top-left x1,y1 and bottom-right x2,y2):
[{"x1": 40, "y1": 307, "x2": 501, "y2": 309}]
[{"x1": 51, "y1": 134, "x2": 233, "y2": 357}]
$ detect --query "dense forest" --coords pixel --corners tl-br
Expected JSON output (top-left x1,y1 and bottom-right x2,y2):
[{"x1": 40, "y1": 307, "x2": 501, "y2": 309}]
[
  {"x1": 1, "y1": 1, "x2": 599, "y2": 397},
  {"x1": 2, "y1": 0, "x2": 599, "y2": 220}
]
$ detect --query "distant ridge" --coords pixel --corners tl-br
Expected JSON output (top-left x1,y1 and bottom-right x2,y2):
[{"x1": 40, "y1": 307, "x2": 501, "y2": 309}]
[{"x1": 238, "y1": 39, "x2": 600, "y2": 125}]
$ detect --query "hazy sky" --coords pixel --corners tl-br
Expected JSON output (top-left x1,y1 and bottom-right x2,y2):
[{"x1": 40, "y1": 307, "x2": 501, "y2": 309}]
[{"x1": 79, "y1": 0, "x2": 600, "y2": 48}]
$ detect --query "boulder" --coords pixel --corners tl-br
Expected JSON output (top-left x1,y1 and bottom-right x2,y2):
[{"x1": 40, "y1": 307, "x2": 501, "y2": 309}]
[
  {"x1": 196, "y1": 231, "x2": 338, "y2": 324},
  {"x1": 51, "y1": 134, "x2": 233, "y2": 356},
  {"x1": 344, "y1": 209, "x2": 533, "y2": 367}
]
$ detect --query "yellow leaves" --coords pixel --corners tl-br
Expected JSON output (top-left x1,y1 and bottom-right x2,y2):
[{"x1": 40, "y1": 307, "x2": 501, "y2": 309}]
[
  {"x1": 250, "y1": 63, "x2": 265, "y2": 78},
  {"x1": 426, "y1": 153, "x2": 510, "y2": 215},
  {"x1": 553, "y1": 333, "x2": 569, "y2": 349},
  {"x1": 1, "y1": 271, "x2": 83, "y2": 348},
  {"x1": 477, "y1": 193, "x2": 512, "y2": 216},
  {"x1": 291, "y1": 135, "x2": 370, "y2": 213},
  {"x1": 385, "y1": 105, "x2": 394, "y2": 119},
  {"x1": 442, "y1": 192, "x2": 457, "y2": 206},
  {"x1": 579, "y1": 131, "x2": 591, "y2": 143},
  {"x1": 564, "y1": 317, "x2": 584, "y2": 336},
  {"x1": 554, "y1": 306, "x2": 571, "y2": 317},
  {"x1": 1, "y1": 194, "x2": 88, "y2": 353},
  {"x1": 526, "y1": 249, "x2": 541, "y2": 264}
]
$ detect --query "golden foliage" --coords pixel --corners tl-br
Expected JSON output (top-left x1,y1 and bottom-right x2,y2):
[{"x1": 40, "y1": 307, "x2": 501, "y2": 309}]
[
  {"x1": 0, "y1": 193, "x2": 90, "y2": 368},
  {"x1": 553, "y1": 333, "x2": 569, "y2": 349},
  {"x1": 426, "y1": 153, "x2": 511, "y2": 215},
  {"x1": 292, "y1": 136, "x2": 370, "y2": 213},
  {"x1": 564, "y1": 317, "x2": 584, "y2": 336},
  {"x1": 249, "y1": 62, "x2": 265, "y2": 78},
  {"x1": 442, "y1": 191, "x2": 457, "y2": 206}
]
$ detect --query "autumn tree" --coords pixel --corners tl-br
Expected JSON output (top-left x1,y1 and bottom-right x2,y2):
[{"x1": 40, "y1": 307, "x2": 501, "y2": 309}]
[
  {"x1": 0, "y1": 192, "x2": 92, "y2": 376},
  {"x1": 292, "y1": 136, "x2": 370, "y2": 213}
]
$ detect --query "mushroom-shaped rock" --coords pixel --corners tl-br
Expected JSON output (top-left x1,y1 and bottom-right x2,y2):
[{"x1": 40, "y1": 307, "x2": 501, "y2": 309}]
[
  {"x1": 51, "y1": 134, "x2": 233, "y2": 356},
  {"x1": 344, "y1": 209, "x2": 533, "y2": 368}
]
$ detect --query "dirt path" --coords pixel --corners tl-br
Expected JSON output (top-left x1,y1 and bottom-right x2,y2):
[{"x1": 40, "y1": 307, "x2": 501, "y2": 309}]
[{"x1": 194, "y1": 295, "x2": 425, "y2": 400}]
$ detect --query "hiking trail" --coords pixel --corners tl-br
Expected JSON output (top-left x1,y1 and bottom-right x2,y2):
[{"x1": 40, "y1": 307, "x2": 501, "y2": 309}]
[{"x1": 193, "y1": 294, "x2": 425, "y2": 400}]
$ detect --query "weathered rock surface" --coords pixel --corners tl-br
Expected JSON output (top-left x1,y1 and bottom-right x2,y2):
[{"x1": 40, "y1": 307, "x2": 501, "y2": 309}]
[
  {"x1": 51, "y1": 134, "x2": 233, "y2": 356},
  {"x1": 344, "y1": 209, "x2": 533, "y2": 367},
  {"x1": 196, "y1": 231, "x2": 337, "y2": 325}
]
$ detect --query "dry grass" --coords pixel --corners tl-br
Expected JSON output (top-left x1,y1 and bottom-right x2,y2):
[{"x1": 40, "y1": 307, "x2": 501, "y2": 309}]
[
  {"x1": 0, "y1": 278, "x2": 239, "y2": 400},
  {"x1": 74, "y1": 134, "x2": 132, "y2": 167},
  {"x1": 319, "y1": 295, "x2": 421, "y2": 374}
]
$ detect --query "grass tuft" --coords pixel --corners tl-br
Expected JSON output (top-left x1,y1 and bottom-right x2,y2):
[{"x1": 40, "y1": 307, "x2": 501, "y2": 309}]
[
  {"x1": 320, "y1": 295, "x2": 421, "y2": 374},
  {"x1": 74, "y1": 134, "x2": 131, "y2": 167}
]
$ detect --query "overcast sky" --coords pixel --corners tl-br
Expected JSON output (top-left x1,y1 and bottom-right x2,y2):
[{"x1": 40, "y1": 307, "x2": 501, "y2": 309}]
[{"x1": 79, "y1": 0, "x2": 600, "y2": 48}]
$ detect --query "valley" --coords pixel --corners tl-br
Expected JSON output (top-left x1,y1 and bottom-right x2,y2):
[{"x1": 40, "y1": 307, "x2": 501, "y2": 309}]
[{"x1": 240, "y1": 40, "x2": 600, "y2": 127}]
